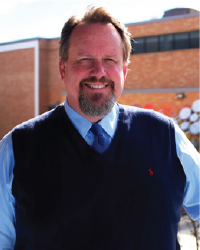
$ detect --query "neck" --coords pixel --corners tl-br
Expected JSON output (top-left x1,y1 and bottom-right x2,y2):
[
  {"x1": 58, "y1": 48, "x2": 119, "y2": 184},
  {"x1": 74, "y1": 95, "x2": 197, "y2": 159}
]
[{"x1": 78, "y1": 111, "x2": 106, "y2": 123}]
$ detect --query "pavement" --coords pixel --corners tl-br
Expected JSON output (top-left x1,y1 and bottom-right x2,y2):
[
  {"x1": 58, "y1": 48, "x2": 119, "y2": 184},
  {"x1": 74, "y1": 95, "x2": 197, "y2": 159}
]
[{"x1": 178, "y1": 215, "x2": 199, "y2": 250}]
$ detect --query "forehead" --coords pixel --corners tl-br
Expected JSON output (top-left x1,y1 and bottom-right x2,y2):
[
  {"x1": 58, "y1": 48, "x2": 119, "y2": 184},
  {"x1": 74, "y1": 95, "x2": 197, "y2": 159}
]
[{"x1": 69, "y1": 22, "x2": 123, "y2": 55}]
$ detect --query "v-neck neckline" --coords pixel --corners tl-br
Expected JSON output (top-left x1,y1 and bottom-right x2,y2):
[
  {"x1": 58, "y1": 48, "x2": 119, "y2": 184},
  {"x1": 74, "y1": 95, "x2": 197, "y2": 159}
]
[{"x1": 59, "y1": 105, "x2": 125, "y2": 158}]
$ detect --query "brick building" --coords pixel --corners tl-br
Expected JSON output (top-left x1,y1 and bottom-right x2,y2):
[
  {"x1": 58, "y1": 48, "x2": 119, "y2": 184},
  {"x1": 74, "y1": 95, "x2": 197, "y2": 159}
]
[
  {"x1": 0, "y1": 8, "x2": 199, "y2": 140},
  {"x1": 118, "y1": 8, "x2": 199, "y2": 113}
]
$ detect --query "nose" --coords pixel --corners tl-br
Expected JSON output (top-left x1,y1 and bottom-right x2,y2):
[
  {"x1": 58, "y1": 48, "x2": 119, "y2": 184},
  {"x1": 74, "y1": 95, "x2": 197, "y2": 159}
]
[{"x1": 90, "y1": 60, "x2": 106, "y2": 79}]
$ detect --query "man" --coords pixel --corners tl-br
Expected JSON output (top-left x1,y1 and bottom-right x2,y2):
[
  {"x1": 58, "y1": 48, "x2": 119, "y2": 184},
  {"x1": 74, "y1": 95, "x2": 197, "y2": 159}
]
[{"x1": 0, "y1": 6, "x2": 199, "y2": 250}]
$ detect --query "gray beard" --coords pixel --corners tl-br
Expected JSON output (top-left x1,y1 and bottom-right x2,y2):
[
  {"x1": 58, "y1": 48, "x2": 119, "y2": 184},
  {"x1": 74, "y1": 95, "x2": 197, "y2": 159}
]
[
  {"x1": 78, "y1": 76, "x2": 116, "y2": 116},
  {"x1": 79, "y1": 92, "x2": 115, "y2": 116}
]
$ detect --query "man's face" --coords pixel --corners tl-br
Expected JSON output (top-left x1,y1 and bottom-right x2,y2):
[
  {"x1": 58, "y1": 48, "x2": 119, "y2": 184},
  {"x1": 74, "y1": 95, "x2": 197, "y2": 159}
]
[{"x1": 59, "y1": 22, "x2": 127, "y2": 121}]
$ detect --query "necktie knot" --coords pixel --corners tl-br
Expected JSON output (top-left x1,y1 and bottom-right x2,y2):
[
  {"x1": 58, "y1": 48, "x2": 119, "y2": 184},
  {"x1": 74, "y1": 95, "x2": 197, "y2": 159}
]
[
  {"x1": 90, "y1": 124, "x2": 108, "y2": 153},
  {"x1": 90, "y1": 123, "x2": 103, "y2": 136}
]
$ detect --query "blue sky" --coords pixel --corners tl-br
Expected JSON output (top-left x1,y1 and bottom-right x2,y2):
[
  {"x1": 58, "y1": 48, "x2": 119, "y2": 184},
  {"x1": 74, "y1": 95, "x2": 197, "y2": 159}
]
[{"x1": 1, "y1": 0, "x2": 199, "y2": 44}]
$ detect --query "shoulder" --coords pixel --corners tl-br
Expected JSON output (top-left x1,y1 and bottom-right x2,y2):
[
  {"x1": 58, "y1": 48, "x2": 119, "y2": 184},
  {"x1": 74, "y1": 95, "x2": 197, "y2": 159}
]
[
  {"x1": 117, "y1": 104, "x2": 178, "y2": 155},
  {"x1": 117, "y1": 103, "x2": 174, "y2": 127},
  {"x1": 12, "y1": 104, "x2": 64, "y2": 134},
  {"x1": 11, "y1": 105, "x2": 66, "y2": 149}
]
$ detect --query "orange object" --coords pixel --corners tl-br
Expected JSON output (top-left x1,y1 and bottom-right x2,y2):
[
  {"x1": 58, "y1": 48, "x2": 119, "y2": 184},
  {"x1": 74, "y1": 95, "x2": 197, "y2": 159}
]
[
  {"x1": 144, "y1": 103, "x2": 156, "y2": 110},
  {"x1": 157, "y1": 103, "x2": 179, "y2": 118}
]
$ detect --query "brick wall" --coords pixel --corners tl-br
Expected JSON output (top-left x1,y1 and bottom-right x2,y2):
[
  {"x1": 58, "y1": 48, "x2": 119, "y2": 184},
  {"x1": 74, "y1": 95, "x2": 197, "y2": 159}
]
[
  {"x1": 0, "y1": 48, "x2": 35, "y2": 139},
  {"x1": 121, "y1": 14, "x2": 199, "y2": 117},
  {"x1": 127, "y1": 15, "x2": 199, "y2": 37},
  {"x1": 125, "y1": 49, "x2": 199, "y2": 89},
  {"x1": 39, "y1": 39, "x2": 64, "y2": 113}
]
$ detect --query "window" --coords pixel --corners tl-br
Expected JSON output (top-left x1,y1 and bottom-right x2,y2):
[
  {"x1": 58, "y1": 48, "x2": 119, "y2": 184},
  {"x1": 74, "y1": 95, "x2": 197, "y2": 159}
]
[
  {"x1": 134, "y1": 38, "x2": 145, "y2": 54},
  {"x1": 146, "y1": 36, "x2": 159, "y2": 52},
  {"x1": 174, "y1": 32, "x2": 189, "y2": 50},
  {"x1": 160, "y1": 34, "x2": 173, "y2": 51},
  {"x1": 190, "y1": 31, "x2": 199, "y2": 48},
  {"x1": 133, "y1": 30, "x2": 199, "y2": 54}
]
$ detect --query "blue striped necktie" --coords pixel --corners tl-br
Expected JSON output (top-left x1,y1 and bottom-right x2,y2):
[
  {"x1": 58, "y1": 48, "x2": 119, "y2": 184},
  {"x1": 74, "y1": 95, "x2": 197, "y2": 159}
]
[{"x1": 90, "y1": 124, "x2": 109, "y2": 153}]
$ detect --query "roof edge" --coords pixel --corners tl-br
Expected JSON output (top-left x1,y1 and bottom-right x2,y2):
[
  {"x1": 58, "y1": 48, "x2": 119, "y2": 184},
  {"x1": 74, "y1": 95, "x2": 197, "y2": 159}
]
[
  {"x1": 0, "y1": 37, "x2": 60, "y2": 47},
  {"x1": 125, "y1": 12, "x2": 199, "y2": 26}
]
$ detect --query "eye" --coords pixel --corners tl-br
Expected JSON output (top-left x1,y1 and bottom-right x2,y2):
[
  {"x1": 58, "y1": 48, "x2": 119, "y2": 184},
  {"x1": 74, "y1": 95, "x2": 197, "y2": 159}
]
[
  {"x1": 81, "y1": 58, "x2": 91, "y2": 61},
  {"x1": 77, "y1": 58, "x2": 92, "y2": 65},
  {"x1": 104, "y1": 58, "x2": 116, "y2": 65}
]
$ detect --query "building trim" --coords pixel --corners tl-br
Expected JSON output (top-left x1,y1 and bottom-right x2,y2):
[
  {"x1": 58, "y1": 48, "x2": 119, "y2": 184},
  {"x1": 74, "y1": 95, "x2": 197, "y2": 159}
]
[
  {"x1": 0, "y1": 40, "x2": 39, "y2": 117},
  {"x1": 122, "y1": 87, "x2": 199, "y2": 94},
  {"x1": 126, "y1": 12, "x2": 199, "y2": 26},
  {"x1": 0, "y1": 37, "x2": 60, "y2": 47}
]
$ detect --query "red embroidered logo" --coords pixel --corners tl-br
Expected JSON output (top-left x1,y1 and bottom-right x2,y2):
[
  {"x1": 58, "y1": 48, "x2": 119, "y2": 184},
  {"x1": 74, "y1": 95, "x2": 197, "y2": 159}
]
[{"x1": 149, "y1": 168, "x2": 154, "y2": 177}]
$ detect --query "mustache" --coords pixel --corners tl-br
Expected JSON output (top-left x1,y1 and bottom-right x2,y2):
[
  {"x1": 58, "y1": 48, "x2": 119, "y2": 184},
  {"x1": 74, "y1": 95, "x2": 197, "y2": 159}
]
[{"x1": 80, "y1": 76, "x2": 114, "y2": 88}]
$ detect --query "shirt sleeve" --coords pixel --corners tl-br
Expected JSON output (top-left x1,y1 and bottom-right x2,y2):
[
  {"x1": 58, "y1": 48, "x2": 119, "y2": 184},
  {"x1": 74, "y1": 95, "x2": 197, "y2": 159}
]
[
  {"x1": 174, "y1": 123, "x2": 200, "y2": 221},
  {"x1": 0, "y1": 132, "x2": 16, "y2": 249}
]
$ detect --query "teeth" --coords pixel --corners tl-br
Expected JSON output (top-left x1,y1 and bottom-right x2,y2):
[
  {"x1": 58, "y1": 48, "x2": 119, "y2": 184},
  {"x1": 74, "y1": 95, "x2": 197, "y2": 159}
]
[{"x1": 89, "y1": 85, "x2": 105, "y2": 89}]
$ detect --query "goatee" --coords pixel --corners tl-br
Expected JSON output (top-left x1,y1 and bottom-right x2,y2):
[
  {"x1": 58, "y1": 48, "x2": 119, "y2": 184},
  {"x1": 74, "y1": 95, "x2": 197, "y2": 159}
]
[{"x1": 79, "y1": 76, "x2": 115, "y2": 116}]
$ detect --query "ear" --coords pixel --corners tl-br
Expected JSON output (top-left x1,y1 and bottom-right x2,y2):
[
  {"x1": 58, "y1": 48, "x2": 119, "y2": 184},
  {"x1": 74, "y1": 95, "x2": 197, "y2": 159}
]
[
  {"x1": 59, "y1": 57, "x2": 66, "y2": 81},
  {"x1": 123, "y1": 64, "x2": 128, "y2": 81}
]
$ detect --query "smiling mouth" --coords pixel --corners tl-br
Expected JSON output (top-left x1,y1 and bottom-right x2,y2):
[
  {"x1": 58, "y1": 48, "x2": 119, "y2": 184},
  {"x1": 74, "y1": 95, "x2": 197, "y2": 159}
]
[
  {"x1": 80, "y1": 76, "x2": 114, "y2": 91},
  {"x1": 85, "y1": 84, "x2": 108, "y2": 89}
]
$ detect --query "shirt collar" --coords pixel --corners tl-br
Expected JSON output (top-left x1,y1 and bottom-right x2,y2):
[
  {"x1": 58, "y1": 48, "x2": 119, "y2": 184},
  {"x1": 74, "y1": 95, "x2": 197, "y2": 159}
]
[{"x1": 64, "y1": 97, "x2": 118, "y2": 139}]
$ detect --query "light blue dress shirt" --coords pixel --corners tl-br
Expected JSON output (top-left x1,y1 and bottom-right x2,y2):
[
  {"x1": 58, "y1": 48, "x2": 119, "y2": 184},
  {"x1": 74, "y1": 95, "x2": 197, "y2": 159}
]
[{"x1": 0, "y1": 99, "x2": 199, "y2": 249}]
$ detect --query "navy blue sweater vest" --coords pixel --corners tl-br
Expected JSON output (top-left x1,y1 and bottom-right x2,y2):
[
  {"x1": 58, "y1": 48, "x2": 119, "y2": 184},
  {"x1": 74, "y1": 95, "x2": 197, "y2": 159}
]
[{"x1": 12, "y1": 104, "x2": 186, "y2": 250}]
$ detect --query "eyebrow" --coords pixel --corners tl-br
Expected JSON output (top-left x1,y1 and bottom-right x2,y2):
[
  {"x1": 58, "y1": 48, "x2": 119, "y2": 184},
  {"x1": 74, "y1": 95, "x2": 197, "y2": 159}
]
[{"x1": 76, "y1": 52, "x2": 119, "y2": 58}]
